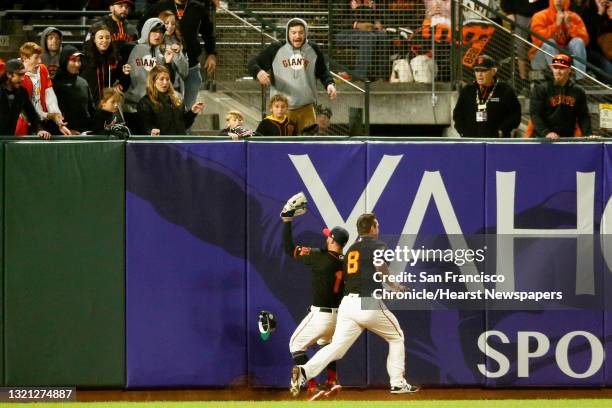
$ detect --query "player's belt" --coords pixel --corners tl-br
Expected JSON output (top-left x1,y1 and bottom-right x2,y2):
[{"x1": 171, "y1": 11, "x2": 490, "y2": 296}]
[{"x1": 310, "y1": 306, "x2": 338, "y2": 313}]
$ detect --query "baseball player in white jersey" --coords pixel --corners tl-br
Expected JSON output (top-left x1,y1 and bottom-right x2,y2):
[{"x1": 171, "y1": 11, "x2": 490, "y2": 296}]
[{"x1": 290, "y1": 213, "x2": 419, "y2": 395}]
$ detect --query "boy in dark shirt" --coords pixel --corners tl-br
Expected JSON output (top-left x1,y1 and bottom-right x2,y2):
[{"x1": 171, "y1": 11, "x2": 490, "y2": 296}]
[{"x1": 256, "y1": 94, "x2": 297, "y2": 136}]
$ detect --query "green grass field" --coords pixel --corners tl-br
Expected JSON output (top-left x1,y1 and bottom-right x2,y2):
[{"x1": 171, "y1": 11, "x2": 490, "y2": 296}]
[{"x1": 1, "y1": 401, "x2": 612, "y2": 408}]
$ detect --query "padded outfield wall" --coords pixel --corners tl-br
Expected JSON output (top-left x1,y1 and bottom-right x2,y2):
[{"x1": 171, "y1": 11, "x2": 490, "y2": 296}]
[{"x1": 1, "y1": 139, "x2": 612, "y2": 387}]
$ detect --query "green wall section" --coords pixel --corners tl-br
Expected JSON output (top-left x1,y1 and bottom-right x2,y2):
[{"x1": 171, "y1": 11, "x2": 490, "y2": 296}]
[{"x1": 3, "y1": 142, "x2": 125, "y2": 387}]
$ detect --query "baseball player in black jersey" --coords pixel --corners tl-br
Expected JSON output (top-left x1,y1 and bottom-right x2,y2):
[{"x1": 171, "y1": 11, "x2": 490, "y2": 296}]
[
  {"x1": 280, "y1": 193, "x2": 348, "y2": 400},
  {"x1": 290, "y1": 213, "x2": 419, "y2": 395}
]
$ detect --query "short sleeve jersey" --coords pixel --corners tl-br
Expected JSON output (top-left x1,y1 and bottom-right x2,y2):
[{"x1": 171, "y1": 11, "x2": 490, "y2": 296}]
[
  {"x1": 293, "y1": 245, "x2": 344, "y2": 308},
  {"x1": 343, "y1": 235, "x2": 387, "y2": 296}
]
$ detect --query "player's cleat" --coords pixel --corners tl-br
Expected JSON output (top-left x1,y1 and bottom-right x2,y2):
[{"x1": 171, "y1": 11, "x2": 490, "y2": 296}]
[
  {"x1": 307, "y1": 384, "x2": 326, "y2": 401},
  {"x1": 323, "y1": 379, "x2": 342, "y2": 398},
  {"x1": 289, "y1": 365, "x2": 305, "y2": 397},
  {"x1": 390, "y1": 382, "x2": 419, "y2": 394},
  {"x1": 281, "y1": 192, "x2": 307, "y2": 218}
]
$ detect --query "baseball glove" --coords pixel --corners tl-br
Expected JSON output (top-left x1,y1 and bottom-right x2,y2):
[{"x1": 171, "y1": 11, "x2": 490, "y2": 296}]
[{"x1": 280, "y1": 192, "x2": 307, "y2": 218}]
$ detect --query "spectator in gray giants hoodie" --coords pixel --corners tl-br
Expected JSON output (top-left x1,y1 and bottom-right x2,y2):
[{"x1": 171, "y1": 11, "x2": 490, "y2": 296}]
[
  {"x1": 40, "y1": 27, "x2": 62, "y2": 78},
  {"x1": 248, "y1": 18, "x2": 337, "y2": 133},
  {"x1": 121, "y1": 17, "x2": 178, "y2": 134}
]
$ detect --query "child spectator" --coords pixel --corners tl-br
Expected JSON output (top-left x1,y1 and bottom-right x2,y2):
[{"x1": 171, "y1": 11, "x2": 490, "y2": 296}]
[
  {"x1": 219, "y1": 110, "x2": 256, "y2": 139},
  {"x1": 256, "y1": 94, "x2": 297, "y2": 136},
  {"x1": 81, "y1": 22, "x2": 131, "y2": 104},
  {"x1": 122, "y1": 17, "x2": 179, "y2": 134},
  {"x1": 15, "y1": 42, "x2": 70, "y2": 136},
  {"x1": 92, "y1": 87, "x2": 129, "y2": 137},
  {"x1": 40, "y1": 27, "x2": 62, "y2": 78},
  {"x1": 159, "y1": 10, "x2": 189, "y2": 98},
  {"x1": 53, "y1": 45, "x2": 96, "y2": 134},
  {"x1": 137, "y1": 65, "x2": 204, "y2": 135}
]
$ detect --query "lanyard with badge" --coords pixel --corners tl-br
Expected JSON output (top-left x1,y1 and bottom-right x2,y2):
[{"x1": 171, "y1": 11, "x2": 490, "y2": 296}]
[{"x1": 475, "y1": 81, "x2": 497, "y2": 123}]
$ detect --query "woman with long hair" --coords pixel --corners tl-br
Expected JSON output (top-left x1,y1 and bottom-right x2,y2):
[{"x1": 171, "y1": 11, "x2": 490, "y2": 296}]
[
  {"x1": 81, "y1": 22, "x2": 131, "y2": 104},
  {"x1": 159, "y1": 10, "x2": 189, "y2": 98},
  {"x1": 137, "y1": 65, "x2": 204, "y2": 135}
]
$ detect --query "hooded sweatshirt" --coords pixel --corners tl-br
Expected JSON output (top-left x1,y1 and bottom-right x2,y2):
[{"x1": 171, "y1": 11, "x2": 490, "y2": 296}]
[
  {"x1": 529, "y1": 74, "x2": 591, "y2": 137},
  {"x1": 122, "y1": 18, "x2": 173, "y2": 112},
  {"x1": 140, "y1": 0, "x2": 216, "y2": 68},
  {"x1": 40, "y1": 27, "x2": 62, "y2": 78},
  {"x1": 529, "y1": 0, "x2": 589, "y2": 59},
  {"x1": 247, "y1": 18, "x2": 334, "y2": 110},
  {"x1": 53, "y1": 45, "x2": 96, "y2": 132}
]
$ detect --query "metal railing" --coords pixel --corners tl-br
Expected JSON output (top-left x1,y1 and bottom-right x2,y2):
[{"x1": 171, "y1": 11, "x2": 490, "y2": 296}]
[
  {"x1": 219, "y1": 1, "x2": 370, "y2": 136},
  {"x1": 454, "y1": 0, "x2": 612, "y2": 137}
]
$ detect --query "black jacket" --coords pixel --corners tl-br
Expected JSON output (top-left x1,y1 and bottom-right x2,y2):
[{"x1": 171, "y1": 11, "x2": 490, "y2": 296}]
[
  {"x1": 0, "y1": 79, "x2": 42, "y2": 135},
  {"x1": 92, "y1": 108, "x2": 125, "y2": 136},
  {"x1": 53, "y1": 45, "x2": 96, "y2": 132},
  {"x1": 137, "y1": 93, "x2": 197, "y2": 135},
  {"x1": 141, "y1": 0, "x2": 216, "y2": 67},
  {"x1": 530, "y1": 77, "x2": 591, "y2": 137},
  {"x1": 256, "y1": 116, "x2": 297, "y2": 136},
  {"x1": 81, "y1": 49, "x2": 130, "y2": 105},
  {"x1": 453, "y1": 80, "x2": 521, "y2": 138},
  {"x1": 96, "y1": 14, "x2": 138, "y2": 47}
]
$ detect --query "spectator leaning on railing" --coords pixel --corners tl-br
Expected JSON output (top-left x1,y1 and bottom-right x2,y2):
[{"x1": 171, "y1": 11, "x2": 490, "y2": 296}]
[
  {"x1": 452, "y1": 55, "x2": 521, "y2": 138},
  {"x1": 528, "y1": 53, "x2": 592, "y2": 138},
  {"x1": 530, "y1": 0, "x2": 589, "y2": 79},
  {"x1": 141, "y1": 0, "x2": 217, "y2": 110},
  {"x1": 15, "y1": 42, "x2": 71, "y2": 136},
  {"x1": 248, "y1": 18, "x2": 337, "y2": 134},
  {"x1": 53, "y1": 46, "x2": 96, "y2": 134},
  {"x1": 0, "y1": 59, "x2": 51, "y2": 139},
  {"x1": 137, "y1": 65, "x2": 204, "y2": 135},
  {"x1": 122, "y1": 18, "x2": 180, "y2": 134}
]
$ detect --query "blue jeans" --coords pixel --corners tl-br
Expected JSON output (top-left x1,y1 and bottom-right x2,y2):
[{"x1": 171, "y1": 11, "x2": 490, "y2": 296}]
[
  {"x1": 531, "y1": 38, "x2": 587, "y2": 79},
  {"x1": 335, "y1": 29, "x2": 385, "y2": 80},
  {"x1": 183, "y1": 64, "x2": 203, "y2": 110}
]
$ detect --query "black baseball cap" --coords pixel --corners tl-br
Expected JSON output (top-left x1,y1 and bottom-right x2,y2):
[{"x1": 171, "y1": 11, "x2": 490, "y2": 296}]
[
  {"x1": 323, "y1": 226, "x2": 349, "y2": 247},
  {"x1": 5, "y1": 59, "x2": 26, "y2": 75},
  {"x1": 473, "y1": 55, "x2": 496, "y2": 71}
]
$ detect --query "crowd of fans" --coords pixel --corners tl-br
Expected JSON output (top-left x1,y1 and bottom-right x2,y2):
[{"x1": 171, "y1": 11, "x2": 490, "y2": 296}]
[{"x1": 0, "y1": 0, "x2": 609, "y2": 138}]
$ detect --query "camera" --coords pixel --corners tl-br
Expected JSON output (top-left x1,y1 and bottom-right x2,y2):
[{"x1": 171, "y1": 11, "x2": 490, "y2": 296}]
[{"x1": 230, "y1": 125, "x2": 255, "y2": 137}]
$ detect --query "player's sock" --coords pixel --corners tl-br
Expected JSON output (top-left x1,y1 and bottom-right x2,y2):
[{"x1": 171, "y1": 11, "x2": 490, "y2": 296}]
[
  {"x1": 307, "y1": 378, "x2": 317, "y2": 391},
  {"x1": 326, "y1": 362, "x2": 337, "y2": 383},
  {"x1": 291, "y1": 351, "x2": 308, "y2": 366}
]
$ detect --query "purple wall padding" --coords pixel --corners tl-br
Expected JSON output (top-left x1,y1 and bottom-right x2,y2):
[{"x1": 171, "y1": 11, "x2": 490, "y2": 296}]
[
  {"x1": 604, "y1": 144, "x2": 612, "y2": 385},
  {"x1": 121, "y1": 141, "x2": 612, "y2": 388},
  {"x1": 485, "y1": 143, "x2": 604, "y2": 386},
  {"x1": 125, "y1": 142, "x2": 247, "y2": 387},
  {"x1": 366, "y1": 143, "x2": 486, "y2": 386},
  {"x1": 246, "y1": 142, "x2": 367, "y2": 387}
]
